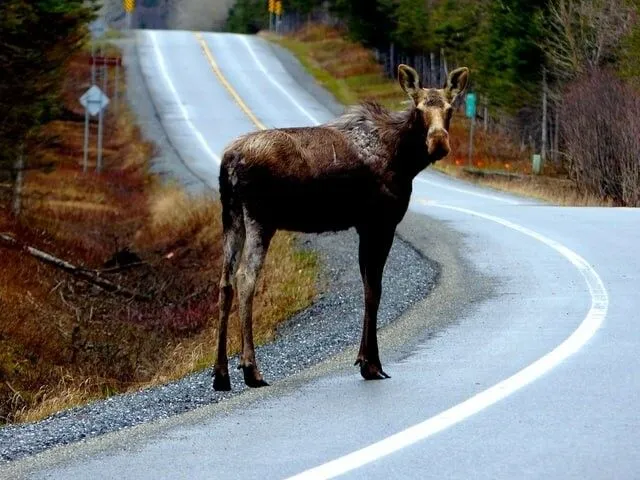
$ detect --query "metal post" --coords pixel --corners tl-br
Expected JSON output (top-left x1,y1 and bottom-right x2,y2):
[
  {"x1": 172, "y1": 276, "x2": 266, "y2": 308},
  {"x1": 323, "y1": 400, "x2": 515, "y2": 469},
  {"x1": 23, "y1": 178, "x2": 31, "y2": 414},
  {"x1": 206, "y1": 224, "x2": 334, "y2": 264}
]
[
  {"x1": 83, "y1": 103, "x2": 90, "y2": 173},
  {"x1": 97, "y1": 43, "x2": 106, "y2": 173},
  {"x1": 468, "y1": 114, "x2": 475, "y2": 167},
  {"x1": 91, "y1": 39, "x2": 96, "y2": 85},
  {"x1": 114, "y1": 61, "x2": 119, "y2": 116}
]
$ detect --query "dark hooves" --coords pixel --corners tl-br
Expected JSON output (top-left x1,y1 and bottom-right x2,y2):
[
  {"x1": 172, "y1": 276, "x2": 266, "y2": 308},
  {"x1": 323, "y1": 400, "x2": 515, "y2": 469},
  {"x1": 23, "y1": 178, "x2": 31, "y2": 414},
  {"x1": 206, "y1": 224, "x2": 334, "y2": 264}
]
[
  {"x1": 241, "y1": 366, "x2": 270, "y2": 388},
  {"x1": 213, "y1": 372, "x2": 232, "y2": 391},
  {"x1": 356, "y1": 359, "x2": 391, "y2": 380}
]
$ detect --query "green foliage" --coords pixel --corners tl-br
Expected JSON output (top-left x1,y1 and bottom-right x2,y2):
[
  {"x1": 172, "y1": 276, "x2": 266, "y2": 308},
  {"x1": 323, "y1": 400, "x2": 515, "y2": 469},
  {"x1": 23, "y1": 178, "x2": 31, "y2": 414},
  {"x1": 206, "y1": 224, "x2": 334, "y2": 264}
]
[
  {"x1": 0, "y1": 0, "x2": 96, "y2": 177},
  {"x1": 328, "y1": 0, "x2": 396, "y2": 48},
  {"x1": 429, "y1": 0, "x2": 485, "y2": 66},
  {"x1": 389, "y1": 0, "x2": 430, "y2": 52},
  {"x1": 617, "y1": 0, "x2": 640, "y2": 86},
  {"x1": 225, "y1": 0, "x2": 268, "y2": 34},
  {"x1": 473, "y1": 0, "x2": 546, "y2": 112}
]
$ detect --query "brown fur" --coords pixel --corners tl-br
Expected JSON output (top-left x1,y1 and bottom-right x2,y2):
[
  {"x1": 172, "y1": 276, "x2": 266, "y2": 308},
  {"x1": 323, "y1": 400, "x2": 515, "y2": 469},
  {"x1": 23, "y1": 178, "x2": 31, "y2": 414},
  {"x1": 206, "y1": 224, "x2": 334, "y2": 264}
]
[{"x1": 213, "y1": 65, "x2": 469, "y2": 390}]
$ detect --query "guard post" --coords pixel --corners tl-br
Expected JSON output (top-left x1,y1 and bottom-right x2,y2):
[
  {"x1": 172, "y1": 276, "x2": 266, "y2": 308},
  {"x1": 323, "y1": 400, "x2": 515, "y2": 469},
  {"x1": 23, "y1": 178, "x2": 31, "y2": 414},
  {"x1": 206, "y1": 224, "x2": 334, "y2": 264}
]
[{"x1": 465, "y1": 92, "x2": 477, "y2": 167}]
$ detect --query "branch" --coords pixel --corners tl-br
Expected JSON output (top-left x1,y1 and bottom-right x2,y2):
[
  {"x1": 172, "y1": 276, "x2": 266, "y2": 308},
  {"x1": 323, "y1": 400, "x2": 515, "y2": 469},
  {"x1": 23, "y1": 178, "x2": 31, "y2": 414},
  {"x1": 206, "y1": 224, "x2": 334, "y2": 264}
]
[{"x1": 0, "y1": 233, "x2": 151, "y2": 302}]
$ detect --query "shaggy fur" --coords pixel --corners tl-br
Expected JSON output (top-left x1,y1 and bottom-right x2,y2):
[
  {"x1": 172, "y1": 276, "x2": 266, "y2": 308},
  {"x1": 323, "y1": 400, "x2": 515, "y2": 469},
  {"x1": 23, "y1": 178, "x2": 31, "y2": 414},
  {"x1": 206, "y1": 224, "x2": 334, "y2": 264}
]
[{"x1": 213, "y1": 65, "x2": 469, "y2": 390}]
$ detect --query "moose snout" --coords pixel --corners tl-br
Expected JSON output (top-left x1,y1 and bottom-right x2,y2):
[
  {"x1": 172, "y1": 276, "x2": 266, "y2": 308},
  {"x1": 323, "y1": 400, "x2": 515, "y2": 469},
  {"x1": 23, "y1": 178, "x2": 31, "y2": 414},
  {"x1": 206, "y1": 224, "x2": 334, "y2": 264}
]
[{"x1": 427, "y1": 128, "x2": 450, "y2": 159}]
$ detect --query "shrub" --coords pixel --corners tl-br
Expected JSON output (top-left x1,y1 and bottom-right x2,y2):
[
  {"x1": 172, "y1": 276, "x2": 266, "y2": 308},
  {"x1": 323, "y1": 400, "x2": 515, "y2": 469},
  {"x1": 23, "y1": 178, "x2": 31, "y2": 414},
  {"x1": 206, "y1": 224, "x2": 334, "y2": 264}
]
[{"x1": 562, "y1": 69, "x2": 640, "y2": 206}]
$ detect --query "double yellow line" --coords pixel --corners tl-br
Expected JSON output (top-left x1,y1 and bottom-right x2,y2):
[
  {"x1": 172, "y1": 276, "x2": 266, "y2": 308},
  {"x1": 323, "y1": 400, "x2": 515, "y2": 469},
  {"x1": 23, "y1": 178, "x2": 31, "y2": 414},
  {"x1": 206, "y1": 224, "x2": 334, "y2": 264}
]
[{"x1": 194, "y1": 32, "x2": 267, "y2": 131}]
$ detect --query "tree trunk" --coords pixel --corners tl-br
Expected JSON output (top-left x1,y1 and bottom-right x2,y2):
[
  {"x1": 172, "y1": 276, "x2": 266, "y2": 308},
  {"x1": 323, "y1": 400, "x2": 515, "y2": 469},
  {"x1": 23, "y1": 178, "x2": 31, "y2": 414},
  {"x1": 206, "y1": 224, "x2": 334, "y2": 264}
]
[
  {"x1": 12, "y1": 147, "x2": 24, "y2": 217},
  {"x1": 0, "y1": 233, "x2": 151, "y2": 301}
]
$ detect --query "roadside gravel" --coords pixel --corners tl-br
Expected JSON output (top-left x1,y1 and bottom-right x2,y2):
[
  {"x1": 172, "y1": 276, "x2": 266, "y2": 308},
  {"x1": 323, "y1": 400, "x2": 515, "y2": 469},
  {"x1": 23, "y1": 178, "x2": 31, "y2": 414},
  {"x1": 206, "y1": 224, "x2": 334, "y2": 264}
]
[{"x1": 0, "y1": 36, "x2": 437, "y2": 464}]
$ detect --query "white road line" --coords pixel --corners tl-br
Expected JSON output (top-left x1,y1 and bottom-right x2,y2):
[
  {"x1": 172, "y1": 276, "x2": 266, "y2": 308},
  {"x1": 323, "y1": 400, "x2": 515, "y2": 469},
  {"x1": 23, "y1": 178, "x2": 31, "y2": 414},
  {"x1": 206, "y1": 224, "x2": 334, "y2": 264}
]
[
  {"x1": 415, "y1": 175, "x2": 521, "y2": 205},
  {"x1": 147, "y1": 31, "x2": 221, "y2": 165},
  {"x1": 237, "y1": 34, "x2": 322, "y2": 126},
  {"x1": 286, "y1": 199, "x2": 608, "y2": 480}
]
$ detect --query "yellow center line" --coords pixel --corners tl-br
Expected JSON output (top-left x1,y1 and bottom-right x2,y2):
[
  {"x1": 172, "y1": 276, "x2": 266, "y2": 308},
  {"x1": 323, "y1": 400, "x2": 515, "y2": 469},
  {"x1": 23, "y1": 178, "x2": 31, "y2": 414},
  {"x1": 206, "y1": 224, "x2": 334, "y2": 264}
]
[{"x1": 194, "y1": 32, "x2": 267, "y2": 131}]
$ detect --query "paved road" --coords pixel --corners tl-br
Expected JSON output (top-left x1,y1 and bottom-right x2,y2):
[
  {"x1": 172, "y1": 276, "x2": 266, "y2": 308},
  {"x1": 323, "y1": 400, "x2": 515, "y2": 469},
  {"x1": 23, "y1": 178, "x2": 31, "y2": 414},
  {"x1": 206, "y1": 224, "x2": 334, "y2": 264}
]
[{"x1": 8, "y1": 31, "x2": 640, "y2": 479}]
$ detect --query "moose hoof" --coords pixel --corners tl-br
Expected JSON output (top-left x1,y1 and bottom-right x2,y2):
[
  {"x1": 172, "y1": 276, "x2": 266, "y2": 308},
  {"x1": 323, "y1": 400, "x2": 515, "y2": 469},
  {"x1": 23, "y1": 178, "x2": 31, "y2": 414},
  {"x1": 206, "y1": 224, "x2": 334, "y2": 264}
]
[
  {"x1": 355, "y1": 358, "x2": 391, "y2": 381},
  {"x1": 213, "y1": 369, "x2": 231, "y2": 391},
  {"x1": 240, "y1": 365, "x2": 270, "y2": 388}
]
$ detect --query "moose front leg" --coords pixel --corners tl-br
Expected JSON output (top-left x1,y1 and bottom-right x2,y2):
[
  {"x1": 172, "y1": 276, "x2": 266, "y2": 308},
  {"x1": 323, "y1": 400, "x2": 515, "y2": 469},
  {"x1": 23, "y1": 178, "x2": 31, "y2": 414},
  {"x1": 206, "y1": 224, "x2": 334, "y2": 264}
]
[{"x1": 355, "y1": 226, "x2": 395, "y2": 380}]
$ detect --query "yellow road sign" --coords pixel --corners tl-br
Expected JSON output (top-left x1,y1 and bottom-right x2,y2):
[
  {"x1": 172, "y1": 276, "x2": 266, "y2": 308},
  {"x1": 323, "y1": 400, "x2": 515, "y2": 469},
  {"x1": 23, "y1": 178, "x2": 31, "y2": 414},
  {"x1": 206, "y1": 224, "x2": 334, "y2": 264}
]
[
  {"x1": 268, "y1": 0, "x2": 275, "y2": 13},
  {"x1": 275, "y1": 0, "x2": 282, "y2": 15},
  {"x1": 124, "y1": 0, "x2": 135, "y2": 13}
]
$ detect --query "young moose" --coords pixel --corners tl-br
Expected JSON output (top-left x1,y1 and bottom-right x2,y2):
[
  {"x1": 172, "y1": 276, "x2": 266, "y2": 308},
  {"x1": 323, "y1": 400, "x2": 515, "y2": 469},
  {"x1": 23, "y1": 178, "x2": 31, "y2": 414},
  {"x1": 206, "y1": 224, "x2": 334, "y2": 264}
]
[{"x1": 214, "y1": 64, "x2": 469, "y2": 390}]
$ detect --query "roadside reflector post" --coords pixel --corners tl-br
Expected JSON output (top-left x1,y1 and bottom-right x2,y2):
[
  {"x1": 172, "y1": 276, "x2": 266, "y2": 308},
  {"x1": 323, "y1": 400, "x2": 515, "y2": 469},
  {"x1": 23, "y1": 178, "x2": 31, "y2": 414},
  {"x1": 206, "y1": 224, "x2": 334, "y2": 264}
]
[
  {"x1": 465, "y1": 92, "x2": 477, "y2": 168},
  {"x1": 532, "y1": 154, "x2": 542, "y2": 175}
]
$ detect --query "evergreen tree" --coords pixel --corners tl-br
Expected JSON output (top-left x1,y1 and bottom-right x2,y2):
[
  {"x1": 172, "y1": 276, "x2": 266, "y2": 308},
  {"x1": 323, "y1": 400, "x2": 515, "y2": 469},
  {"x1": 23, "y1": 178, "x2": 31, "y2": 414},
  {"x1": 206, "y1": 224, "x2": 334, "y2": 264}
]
[
  {"x1": 473, "y1": 0, "x2": 546, "y2": 112},
  {"x1": 0, "y1": 0, "x2": 96, "y2": 182},
  {"x1": 225, "y1": 0, "x2": 268, "y2": 34}
]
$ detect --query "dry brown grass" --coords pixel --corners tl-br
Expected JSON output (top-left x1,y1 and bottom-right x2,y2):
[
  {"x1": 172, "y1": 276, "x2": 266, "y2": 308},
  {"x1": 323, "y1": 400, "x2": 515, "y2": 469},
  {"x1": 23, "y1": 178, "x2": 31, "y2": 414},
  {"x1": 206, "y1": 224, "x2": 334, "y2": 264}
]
[
  {"x1": 0, "y1": 47, "x2": 318, "y2": 424},
  {"x1": 434, "y1": 163, "x2": 611, "y2": 206}
]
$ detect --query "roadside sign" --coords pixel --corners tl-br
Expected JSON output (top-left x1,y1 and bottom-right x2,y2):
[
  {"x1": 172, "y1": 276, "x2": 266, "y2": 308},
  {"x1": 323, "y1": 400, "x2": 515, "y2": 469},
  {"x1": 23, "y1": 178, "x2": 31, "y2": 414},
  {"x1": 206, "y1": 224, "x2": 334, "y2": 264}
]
[
  {"x1": 89, "y1": 56, "x2": 123, "y2": 66},
  {"x1": 80, "y1": 85, "x2": 110, "y2": 117},
  {"x1": 465, "y1": 92, "x2": 477, "y2": 118},
  {"x1": 124, "y1": 0, "x2": 135, "y2": 13},
  {"x1": 275, "y1": 0, "x2": 283, "y2": 15},
  {"x1": 89, "y1": 18, "x2": 107, "y2": 39}
]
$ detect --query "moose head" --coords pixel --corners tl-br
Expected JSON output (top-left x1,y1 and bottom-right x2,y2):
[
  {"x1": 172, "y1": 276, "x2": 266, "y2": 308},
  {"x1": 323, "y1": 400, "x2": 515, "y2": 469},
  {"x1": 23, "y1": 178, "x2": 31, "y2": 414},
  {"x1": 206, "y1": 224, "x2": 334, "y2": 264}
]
[{"x1": 398, "y1": 64, "x2": 469, "y2": 160}]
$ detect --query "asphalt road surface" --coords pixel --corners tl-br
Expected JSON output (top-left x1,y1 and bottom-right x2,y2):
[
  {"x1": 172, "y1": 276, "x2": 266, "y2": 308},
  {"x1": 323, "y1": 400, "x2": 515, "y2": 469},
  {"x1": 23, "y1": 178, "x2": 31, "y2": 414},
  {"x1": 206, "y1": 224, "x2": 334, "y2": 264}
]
[{"x1": 6, "y1": 30, "x2": 640, "y2": 479}]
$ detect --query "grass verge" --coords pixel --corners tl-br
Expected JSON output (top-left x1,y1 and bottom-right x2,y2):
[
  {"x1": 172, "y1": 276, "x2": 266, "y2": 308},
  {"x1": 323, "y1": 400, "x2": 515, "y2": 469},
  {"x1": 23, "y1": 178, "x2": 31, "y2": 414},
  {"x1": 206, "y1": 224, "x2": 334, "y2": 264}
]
[
  {"x1": 265, "y1": 25, "x2": 608, "y2": 206},
  {"x1": 0, "y1": 44, "x2": 317, "y2": 424}
]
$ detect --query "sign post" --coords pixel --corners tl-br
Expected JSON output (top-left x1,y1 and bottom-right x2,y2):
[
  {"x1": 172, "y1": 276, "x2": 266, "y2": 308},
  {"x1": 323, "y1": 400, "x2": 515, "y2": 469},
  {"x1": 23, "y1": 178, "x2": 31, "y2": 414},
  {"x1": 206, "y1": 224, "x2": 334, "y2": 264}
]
[
  {"x1": 275, "y1": 1, "x2": 283, "y2": 33},
  {"x1": 268, "y1": 0, "x2": 275, "y2": 31},
  {"x1": 124, "y1": 0, "x2": 135, "y2": 29},
  {"x1": 465, "y1": 92, "x2": 477, "y2": 167},
  {"x1": 79, "y1": 86, "x2": 110, "y2": 173}
]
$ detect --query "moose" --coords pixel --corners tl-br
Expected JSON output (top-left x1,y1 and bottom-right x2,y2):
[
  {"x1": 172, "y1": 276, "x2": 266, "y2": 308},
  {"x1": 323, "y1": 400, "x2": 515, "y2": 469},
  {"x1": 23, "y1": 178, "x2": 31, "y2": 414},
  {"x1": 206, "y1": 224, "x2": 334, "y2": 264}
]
[{"x1": 213, "y1": 64, "x2": 469, "y2": 390}]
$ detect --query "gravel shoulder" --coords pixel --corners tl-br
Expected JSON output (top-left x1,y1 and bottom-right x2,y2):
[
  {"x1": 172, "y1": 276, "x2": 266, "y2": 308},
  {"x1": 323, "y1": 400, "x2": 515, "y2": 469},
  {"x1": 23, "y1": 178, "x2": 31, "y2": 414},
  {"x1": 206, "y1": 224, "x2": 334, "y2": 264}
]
[{"x1": 0, "y1": 36, "x2": 440, "y2": 464}]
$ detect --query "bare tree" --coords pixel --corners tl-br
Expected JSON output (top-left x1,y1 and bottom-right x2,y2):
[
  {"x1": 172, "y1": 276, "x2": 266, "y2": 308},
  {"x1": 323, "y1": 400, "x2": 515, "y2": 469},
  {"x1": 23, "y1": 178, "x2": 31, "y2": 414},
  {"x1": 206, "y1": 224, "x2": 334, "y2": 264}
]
[{"x1": 545, "y1": 0, "x2": 635, "y2": 80}]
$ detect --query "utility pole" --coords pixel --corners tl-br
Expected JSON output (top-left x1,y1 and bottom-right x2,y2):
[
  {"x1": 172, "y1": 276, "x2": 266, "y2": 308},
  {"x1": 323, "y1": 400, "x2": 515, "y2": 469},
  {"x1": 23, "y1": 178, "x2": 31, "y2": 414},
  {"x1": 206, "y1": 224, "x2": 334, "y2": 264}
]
[
  {"x1": 12, "y1": 146, "x2": 24, "y2": 217},
  {"x1": 541, "y1": 67, "x2": 548, "y2": 164}
]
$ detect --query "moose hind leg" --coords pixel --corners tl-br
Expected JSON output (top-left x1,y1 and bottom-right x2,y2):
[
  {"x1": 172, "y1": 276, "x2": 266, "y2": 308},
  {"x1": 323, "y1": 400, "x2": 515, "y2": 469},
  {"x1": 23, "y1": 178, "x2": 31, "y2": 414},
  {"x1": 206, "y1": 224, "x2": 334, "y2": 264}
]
[
  {"x1": 236, "y1": 212, "x2": 273, "y2": 388},
  {"x1": 355, "y1": 227, "x2": 395, "y2": 380},
  {"x1": 213, "y1": 215, "x2": 245, "y2": 391}
]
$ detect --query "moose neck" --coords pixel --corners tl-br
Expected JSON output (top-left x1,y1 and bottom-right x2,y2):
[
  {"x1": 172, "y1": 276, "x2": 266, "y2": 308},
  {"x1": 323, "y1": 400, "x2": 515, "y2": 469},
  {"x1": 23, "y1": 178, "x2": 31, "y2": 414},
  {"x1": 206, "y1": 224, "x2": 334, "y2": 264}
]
[{"x1": 381, "y1": 107, "x2": 431, "y2": 181}]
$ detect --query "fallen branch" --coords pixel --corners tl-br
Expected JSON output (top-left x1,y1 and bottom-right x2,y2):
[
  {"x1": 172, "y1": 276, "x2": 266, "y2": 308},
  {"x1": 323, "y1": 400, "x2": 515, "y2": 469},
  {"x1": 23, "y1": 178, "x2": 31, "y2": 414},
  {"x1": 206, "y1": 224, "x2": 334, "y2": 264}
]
[{"x1": 0, "y1": 233, "x2": 151, "y2": 302}]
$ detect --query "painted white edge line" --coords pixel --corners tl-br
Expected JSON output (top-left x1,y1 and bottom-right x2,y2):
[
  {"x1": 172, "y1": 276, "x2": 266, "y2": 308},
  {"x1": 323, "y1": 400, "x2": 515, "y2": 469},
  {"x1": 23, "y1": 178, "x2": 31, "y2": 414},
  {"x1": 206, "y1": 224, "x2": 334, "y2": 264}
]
[
  {"x1": 148, "y1": 30, "x2": 221, "y2": 165},
  {"x1": 285, "y1": 199, "x2": 608, "y2": 480},
  {"x1": 237, "y1": 34, "x2": 322, "y2": 126},
  {"x1": 415, "y1": 176, "x2": 521, "y2": 205}
]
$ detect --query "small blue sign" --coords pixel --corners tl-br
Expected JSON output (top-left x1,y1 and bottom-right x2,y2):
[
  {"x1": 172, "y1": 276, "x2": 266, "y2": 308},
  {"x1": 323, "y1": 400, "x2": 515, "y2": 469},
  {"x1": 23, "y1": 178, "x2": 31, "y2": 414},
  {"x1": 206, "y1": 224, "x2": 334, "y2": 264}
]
[{"x1": 465, "y1": 92, "x2": 477, "y2": 118}]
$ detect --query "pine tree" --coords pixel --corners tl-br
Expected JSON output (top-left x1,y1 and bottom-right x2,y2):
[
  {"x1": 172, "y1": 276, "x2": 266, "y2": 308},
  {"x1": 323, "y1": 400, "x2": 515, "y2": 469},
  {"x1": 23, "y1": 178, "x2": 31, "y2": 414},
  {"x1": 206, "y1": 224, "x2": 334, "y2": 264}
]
[{"x1": 0, "y1": 0, "x2": 96, "y2": 188}]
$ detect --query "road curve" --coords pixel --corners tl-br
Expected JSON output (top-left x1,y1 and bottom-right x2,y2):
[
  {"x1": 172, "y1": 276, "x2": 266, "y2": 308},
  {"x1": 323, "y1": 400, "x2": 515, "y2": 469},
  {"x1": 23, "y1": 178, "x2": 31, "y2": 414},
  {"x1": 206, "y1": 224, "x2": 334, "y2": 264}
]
[{"x1": 6, "y1": 30, "x2": 640, "y2": 479}]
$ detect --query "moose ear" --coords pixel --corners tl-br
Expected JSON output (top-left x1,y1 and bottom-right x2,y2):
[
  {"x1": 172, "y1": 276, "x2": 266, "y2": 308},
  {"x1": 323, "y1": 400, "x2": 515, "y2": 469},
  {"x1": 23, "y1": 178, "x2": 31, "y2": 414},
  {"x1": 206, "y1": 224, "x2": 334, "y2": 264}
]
[
  {"x1": 398, "y1": 64, "x2": 422, "y2": 103},
  {"x1": 444, "y1": 67, "x2": 469, "y2": 102}
]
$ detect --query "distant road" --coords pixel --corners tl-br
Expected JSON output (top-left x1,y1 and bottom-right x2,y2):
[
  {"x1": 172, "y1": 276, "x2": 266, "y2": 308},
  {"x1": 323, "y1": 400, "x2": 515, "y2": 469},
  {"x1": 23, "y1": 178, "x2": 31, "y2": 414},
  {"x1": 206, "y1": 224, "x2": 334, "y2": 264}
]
[{"x1": 9, "y1": 30, "x2": 640, "y2": 479}]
